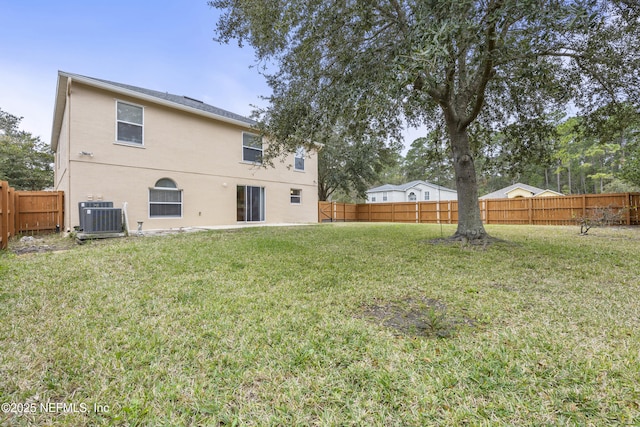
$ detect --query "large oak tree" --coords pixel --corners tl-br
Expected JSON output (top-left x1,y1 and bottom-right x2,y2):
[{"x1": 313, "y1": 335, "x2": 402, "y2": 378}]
[{"x1": 210, "y1": 0, "x2": 639, "y2": 241}]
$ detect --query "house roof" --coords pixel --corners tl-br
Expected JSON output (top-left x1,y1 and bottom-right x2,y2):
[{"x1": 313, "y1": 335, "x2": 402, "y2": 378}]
[
  {"x1": 479, "y1": 183, "x2": 562, "y2": 199},
  {"x1": 51, "y1": 71, "x2": 255, "y2": 150},
  {"x1": 367, "y1": 180, "x2": 456, "y2": 193}
]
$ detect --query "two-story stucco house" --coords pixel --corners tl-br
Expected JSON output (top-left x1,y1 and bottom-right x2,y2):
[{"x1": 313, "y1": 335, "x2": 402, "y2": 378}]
[
  {"x1": 366, "y1": 180, "x2": 457, "y2": 203},
  {"x1": 51, "y1": 71, "x2": 318, "y2": 232}
]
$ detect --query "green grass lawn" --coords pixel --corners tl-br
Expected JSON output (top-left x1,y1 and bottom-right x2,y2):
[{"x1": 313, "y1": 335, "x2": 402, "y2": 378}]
[{"x1": 1, "y1": 223, "x2": 639, "y2": 426}]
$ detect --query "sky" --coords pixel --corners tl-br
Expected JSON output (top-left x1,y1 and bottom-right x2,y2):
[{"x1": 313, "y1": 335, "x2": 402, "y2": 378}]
[{"x1": 0, "y1": 0, "x2": 423, "y2": 152}]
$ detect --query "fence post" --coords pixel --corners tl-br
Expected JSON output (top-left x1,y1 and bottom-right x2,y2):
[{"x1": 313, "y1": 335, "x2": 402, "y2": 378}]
[
  {"x1": 625, "y1": 193, "x2": 631, "y2": 226},
  {"x1": 1, "y1": 181, "x2": 8, "y2": 250},
  {"x1": 482, "y1": 200, "x2": 486, "y2": 224},
  {"x1": 9, "y1": 186, "x2": 16, "y2": 239},
  {"x1": 528, "y1": 198, "x2": 533, "y2": 225}
]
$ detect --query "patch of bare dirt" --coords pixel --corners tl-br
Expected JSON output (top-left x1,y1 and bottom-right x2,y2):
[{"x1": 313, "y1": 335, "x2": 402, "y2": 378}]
[
  {"x1": 9, "y1": 235, "x2": 78, "y2": 255},
  {"x1": 359, "y1": 296, "x2": 476, "y2": 339}
]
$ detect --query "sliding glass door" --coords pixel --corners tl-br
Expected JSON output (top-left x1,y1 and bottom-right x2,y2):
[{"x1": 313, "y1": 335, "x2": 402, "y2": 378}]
[{"x1": 237, "y1": 185, "x2": 265, "y2": 222}]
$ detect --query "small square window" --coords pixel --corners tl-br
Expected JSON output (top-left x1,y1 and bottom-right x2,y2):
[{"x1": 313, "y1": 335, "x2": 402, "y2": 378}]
[{"x1": 290, "y1": 189, "x2": 302, "y2": 204}]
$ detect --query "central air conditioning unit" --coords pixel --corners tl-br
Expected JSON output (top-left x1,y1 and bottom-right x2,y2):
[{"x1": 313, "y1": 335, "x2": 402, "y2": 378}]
[
  {"x1": 81, "y1": 208, "x2": 123, "y2": 233},
  {"x1": 79, "y1": 201, "x2": 113, "y2": 231},
  {"x1": 78, "y1": 202, "x2": 122, "y2": 234}
]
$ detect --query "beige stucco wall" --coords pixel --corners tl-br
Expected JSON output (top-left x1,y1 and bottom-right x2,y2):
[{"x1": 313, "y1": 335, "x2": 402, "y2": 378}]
[{"x1": 54, "y1": 81, "x2": 318, "y2": 231}]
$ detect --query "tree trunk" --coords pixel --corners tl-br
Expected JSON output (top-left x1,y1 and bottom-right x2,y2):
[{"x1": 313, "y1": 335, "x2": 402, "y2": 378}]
[
  {"x1": 447, "y1": 125, "x2": 489, "y2": 241},
  {"x1": 545, "y1": 168, "x2": 549, "y2": 188},
  {"x1": 317, "y1": 179, "x2": 330, "y2": 201}
]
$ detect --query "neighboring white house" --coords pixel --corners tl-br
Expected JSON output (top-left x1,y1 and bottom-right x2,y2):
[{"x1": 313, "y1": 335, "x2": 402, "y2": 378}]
[
  {"x1": 480, "y1": 183, "x2": 563, "y2": 200},
  {"x1": 366, "y1": 180, "x2": 458, "y2": 203}
]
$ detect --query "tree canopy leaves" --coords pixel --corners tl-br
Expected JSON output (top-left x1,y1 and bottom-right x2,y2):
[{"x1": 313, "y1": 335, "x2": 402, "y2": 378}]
[
  {"x1": 317, "y1": 133, "x2": 400, "y2": 201},
  {"x1": 0, "y1": 108, "x2": 53, "y2": 190}
]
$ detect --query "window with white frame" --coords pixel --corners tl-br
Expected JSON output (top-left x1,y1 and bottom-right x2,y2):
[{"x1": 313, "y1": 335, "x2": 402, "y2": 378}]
[
  {"x1": 116, "y1": 101, "x2": 143, "y2": 145},
  {"x1": 294, "y1": 147, "x2": 305, "y2": 171},
  {"x1": 408, "y1": 192, "x2": 417, "y2": 201},
  {"x1": 149, "y1": 178, "x2": 182, "y2": 217},
  {"x1": 371, "y1": 196, "x2": 377, "y2": 202},
  {"x1": 290, "y1": 189, "x2": 302, "y2": 204},
  {"x1": 242, "y1": 132, "x2": 262, "y2": 163},
  {"x1": 424, "y1": 191, "x2": 430, "y2": 201},
  {"x1": 382, "y1": 192, "x2": 388, "y2": 202}
]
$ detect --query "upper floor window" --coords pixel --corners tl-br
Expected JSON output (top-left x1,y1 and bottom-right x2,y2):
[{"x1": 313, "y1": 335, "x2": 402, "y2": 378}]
[
  {"x1": 149, "y1": 178, "x2": 182, "y2": 218},
  {"x1": 242, "y1": 132, "x2": 262, "y2": 163},
  {"x1": 116, "y1": 101, "x2": 143, "y2": 145},
  {"x1": 424, "y1": 191, "x2": 430, "y2": 201},
  {"x1": 294, "y1": 147, "x2": 305, "y2": 171}
]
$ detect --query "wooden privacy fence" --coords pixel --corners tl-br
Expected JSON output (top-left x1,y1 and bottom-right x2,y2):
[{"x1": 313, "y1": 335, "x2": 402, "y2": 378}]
[
  {"x1": 0, "y1": 180, "x2": 64, "y2": 250},
  {"x1": 318, "y1": 193, "x2": 640, "y2": 226}
]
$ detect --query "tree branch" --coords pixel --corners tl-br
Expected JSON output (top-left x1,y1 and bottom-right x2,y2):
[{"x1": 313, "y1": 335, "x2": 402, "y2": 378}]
[
  {"x1": 387, "y1": 0, "x2": 409, "y2": 35},
  {"x1": 459, "y1": 0, "x2": 502, "y2": 130}
]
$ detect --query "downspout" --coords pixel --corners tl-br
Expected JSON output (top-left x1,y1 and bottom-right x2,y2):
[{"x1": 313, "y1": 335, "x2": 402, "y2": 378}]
[{"x1": 66, "y1": 77, "x2": 72, "y2": 232}]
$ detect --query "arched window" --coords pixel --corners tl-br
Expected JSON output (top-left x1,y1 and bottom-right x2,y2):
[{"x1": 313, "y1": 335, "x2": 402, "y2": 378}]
[
  {"x1": 408, "y1": 192, "x2": 417, "y2": 201},
  {"x1": 149, "y1": 178, "x2": 182, "y2": 218}
]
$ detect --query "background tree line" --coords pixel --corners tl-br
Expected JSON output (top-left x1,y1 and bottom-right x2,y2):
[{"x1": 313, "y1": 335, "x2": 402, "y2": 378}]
[
  {"x1": 0, "y1": 108, "x2": 54, "y2": 191},
  {"x1": 322, "y1": 102, "x2": 640, "y2": 202},
  {"x1": 2, "y1": 101, "x2": 638, "y2": 200}
]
